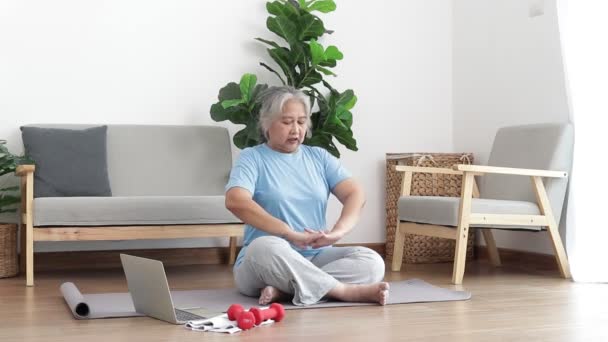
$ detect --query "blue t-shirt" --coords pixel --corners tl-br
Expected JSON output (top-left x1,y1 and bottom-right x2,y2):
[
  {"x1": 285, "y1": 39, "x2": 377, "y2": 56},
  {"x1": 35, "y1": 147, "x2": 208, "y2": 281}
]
[{"x1": 225, "y1": 143, "x2": 351, "y2": 266}]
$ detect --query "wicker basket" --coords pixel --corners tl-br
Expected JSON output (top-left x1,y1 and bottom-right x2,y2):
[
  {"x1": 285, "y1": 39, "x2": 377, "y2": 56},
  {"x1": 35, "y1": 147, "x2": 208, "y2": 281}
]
[
  {"x1": 385, "y1": 153, "x2": 475, "y2": 264},
  {"x1": 0, "y1": 223, "x2": 18, "y2": 278}
]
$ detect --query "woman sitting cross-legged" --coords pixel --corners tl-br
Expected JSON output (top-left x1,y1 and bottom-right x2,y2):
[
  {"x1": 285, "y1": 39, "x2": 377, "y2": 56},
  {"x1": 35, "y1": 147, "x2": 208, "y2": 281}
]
[{"x1": 225, "y1": 85, "x2": 389, "y2": 306}]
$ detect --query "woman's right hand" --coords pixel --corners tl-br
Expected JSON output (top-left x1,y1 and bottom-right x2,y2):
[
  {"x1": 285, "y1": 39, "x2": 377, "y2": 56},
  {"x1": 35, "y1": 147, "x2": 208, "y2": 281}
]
[{"x1": 284, "y1": 230, "x2": 324, "y2": 249}]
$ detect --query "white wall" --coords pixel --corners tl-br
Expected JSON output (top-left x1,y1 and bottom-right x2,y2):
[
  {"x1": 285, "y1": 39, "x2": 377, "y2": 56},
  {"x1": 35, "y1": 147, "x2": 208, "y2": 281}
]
[
  {"x1": 0, "y1": 0, "x2": 453, "y2": 252},
  {"x1": 453, "y1": 0, "x2": 569, "y2": 253}
]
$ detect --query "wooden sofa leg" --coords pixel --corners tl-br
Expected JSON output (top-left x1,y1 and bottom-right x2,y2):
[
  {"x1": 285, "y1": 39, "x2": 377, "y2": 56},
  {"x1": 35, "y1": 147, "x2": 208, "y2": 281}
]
[
  {"x1": 19, "y1": 223, "x2": 26, "y2": 273},
  {"x1": 391, "y1": 222, "x2": 406, "y2": 272},
  {"x1": 228, "y1": 236, "x2": 237, "y2": 265},
  {"x1": 482, "y1": 229, "x2": 502, "y2": 267},
  {"x1": 26, "y1": 222, "x2": 34, "y2": 287},
  {"x1": 19, "y1": 176, "x2": 27, "y2": 273},
  {"x1": 546, "y1": 220, "x2": 571, "y2": 279},
  {"x1": 452, "y1": 173, "x2": 474, "y2": 285},
  {"x1": 452, "y1": 224, "x2": 470, "y2": 285},
  {"x1": 25, "y1": 171, "x2": 34, "y2": 287}
]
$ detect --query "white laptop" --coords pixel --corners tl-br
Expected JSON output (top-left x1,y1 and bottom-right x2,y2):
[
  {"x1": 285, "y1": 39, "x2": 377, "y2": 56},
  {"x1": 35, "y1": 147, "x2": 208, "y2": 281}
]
[{"x1": 120, "y1": 253, "x2": 214, "y2": 324}]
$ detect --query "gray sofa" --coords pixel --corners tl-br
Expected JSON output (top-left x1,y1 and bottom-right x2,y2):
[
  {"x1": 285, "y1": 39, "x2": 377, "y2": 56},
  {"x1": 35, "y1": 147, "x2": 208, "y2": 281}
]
[{"x1": 17, "y1": 125, "x2": 243, "y2": 286}]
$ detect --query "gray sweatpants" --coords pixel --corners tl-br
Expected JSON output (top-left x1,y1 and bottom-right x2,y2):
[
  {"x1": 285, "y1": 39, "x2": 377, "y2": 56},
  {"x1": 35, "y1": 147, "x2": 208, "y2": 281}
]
[{"x1": 233, "y1": 236, "x2": 386, "y2": 306}]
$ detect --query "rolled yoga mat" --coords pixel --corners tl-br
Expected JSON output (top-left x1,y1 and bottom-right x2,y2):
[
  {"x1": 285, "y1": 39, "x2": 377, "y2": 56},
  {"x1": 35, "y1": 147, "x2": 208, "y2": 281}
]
[{"x1": 60, "y1": 279, "x2": 471, "y2": 320}]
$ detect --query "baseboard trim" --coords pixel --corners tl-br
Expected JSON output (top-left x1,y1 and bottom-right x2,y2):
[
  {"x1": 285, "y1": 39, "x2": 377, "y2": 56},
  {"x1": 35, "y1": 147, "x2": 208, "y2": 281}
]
[
  {"x1": 29, "y1": 243, "x2": 386, "y2": 271},
  {"x1": 29, "y1": 244, "x2": 555, "y2": 272},
  {"x1": 475, "y1": 245, "x2": 558, "y2": 270}
]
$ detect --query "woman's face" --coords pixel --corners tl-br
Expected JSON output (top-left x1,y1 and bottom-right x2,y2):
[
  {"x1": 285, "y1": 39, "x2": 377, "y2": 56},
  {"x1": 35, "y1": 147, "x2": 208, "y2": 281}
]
[{"x1": 267, "y1": 99, "x2": 308, "y2": 153}]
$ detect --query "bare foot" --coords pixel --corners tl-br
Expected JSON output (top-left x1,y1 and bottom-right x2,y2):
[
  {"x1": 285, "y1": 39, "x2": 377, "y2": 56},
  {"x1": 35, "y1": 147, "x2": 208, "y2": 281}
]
[
  {"x1": 377, "y1": 282, "x2": 390, "y2": 305},
  {"x1": 259, "y1": 286, "x2": 285, "y2": 305},
  {"x1": 327, "y1": 282, "x2": 390, "y2": 305}
]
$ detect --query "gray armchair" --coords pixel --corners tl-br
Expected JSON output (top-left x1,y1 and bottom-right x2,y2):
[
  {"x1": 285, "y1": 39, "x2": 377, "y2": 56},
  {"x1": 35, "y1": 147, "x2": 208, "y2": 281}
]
[{"x1": 391, "y1": 123, "x2": 573, "y2": 284}]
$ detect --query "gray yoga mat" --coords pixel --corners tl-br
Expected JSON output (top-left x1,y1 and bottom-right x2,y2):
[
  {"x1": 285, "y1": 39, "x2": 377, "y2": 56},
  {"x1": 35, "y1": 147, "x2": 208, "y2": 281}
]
[{"x1": 60, "y1": 279, "x2": 471, "y2": 320}]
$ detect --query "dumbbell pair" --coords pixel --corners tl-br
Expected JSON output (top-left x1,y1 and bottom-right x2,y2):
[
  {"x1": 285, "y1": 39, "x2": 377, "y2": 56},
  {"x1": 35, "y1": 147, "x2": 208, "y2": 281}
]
[{"x1": 227, "y1": 303, "x2": 285, "y2": 330}]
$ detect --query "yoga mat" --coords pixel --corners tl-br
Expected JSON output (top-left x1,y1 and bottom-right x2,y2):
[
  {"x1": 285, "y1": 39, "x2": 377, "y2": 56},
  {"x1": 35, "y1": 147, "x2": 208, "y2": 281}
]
[{"x1": 60, "y1": 279, "x2": 471, "y2": 320}]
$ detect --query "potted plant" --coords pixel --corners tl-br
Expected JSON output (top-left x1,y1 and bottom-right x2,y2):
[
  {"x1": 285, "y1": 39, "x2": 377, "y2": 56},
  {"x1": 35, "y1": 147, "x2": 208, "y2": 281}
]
[
  {"x1": 0, "y1": 139, "x2": 30, "y2": 278},
  {"x1": 210, "y1": 0, "x2": 357, "y2": 158}
]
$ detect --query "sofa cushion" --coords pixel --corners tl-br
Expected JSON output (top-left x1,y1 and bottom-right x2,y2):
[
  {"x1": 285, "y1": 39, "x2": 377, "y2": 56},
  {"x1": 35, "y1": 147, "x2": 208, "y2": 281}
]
[
  {"x1": 398, "y1": 196, "x2": 542, "y2": 230},
  {"x1": 21, "y1": 126, "x2": 112, "y2": 198},
  {"x1": 33, "y1": 196, "x2": 240, "y2": 226}
]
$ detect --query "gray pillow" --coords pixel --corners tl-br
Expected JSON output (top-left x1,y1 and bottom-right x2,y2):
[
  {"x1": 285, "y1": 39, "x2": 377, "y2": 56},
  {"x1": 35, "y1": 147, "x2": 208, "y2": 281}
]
[{"x1": 21, "y1": 126, "x2": 112, "y2": 198}]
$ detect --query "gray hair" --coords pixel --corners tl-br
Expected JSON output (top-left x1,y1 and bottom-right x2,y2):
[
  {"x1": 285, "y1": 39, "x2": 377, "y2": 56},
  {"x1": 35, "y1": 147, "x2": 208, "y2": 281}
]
[{"x1": 258, "y1": 86, "x2": 312, "y2": 142}]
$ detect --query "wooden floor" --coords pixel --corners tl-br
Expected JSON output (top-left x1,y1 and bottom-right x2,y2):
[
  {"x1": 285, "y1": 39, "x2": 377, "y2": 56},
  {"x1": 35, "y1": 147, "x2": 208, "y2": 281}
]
[{"x1": 1, "y1": 259, "x2": 607, "y2": 342}]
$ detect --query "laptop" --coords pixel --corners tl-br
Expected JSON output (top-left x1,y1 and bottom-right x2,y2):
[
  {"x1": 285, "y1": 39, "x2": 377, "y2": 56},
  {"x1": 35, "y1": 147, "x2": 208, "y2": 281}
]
[{"x1": 120, "y1": 253, "x2": 215, "y2": 324}]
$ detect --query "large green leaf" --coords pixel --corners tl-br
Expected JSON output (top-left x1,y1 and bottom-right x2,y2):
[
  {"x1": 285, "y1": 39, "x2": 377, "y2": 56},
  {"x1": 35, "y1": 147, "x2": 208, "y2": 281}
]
[
  {"x1": 327, "y1": 112, "x2": 348, "y2": 129},
  {"x1": 233, "y1": 125, "x2": 259, "y2": 149},
  {"x1": 221, "y1": 98, "x2": 244, "y2": 109},
  {"x1": 211, "y1": 80, "x2": 255, "y2": 125},
  {"x1": 239, "y1": 74, "x2": 257, "y2": 103},
  {"x1": 324, "y1": 45, "x2": 343, "y2": 60},
  {"x1": 297, "y1": 0, "x2": 337, "y2": 14},
  {"x1": 210, "y1": 103, "x2": 229, "y2": 121},
  {"x1": 298, "y1": 69, "x2": 322, "y2": 87},
  {"x1": 307, "y1": 0, "x2": 336, "y2": 13},
  {"x1": 267, "y1": 16, "x2": 298, "y2": 45},
  {"x1": 308, "y1": 40, "x2": 342, "y2": 68},
  {"x1": 297, "y1": 13, "x2": 325, "y2": 41},
  {"x1": 319, "y1": 59, "x2": 336, "y2": 68},
  {"x1": 255, "y1": 37, "x2": 282, "y2": 49},
  {"x1": 213, "y1": 82, "x2": 242, "y2": 112},
  {"x1": 267, "y1": 1, "x2": 299, "y2": 19},
  {"x1": 315, "y1": 65, "x2": 336, "y2": 76},
  {"x1": 331, "y1": 128, "x2": 357, "y2": 150},
  {"x1": 210, "y1": 102, "x2": 250, "y2": 125},
  {"x1": 309, "y1": 39, "x2": 324, "y2": 65},
  {"x1": 289, "y1": 43, "x2": 307, "y2": 65},
  {"x1": 250, "y1": 84, "x2": 269, "y2": 106},
  {"x1": 336, "y1": 108, "x2": 353, "y2": 127},
  {"x1": 219, "y1": 82, "x2": 241, "y2": 101},
  {"x1": 335, "y1": 89, "x2": 357, "y2": 110}
]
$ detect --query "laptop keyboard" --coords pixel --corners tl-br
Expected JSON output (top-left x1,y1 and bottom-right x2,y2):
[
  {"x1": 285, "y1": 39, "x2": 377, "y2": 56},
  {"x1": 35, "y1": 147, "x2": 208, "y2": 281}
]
[{"x1": 175, "y1": 309, "x2": 205, "y2": 322}]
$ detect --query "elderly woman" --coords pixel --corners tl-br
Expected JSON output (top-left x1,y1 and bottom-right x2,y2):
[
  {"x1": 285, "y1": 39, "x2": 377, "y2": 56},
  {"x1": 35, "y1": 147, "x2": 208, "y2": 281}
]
[{"x1": 225, "y1": 86, "x2": 388, "y2": 306}]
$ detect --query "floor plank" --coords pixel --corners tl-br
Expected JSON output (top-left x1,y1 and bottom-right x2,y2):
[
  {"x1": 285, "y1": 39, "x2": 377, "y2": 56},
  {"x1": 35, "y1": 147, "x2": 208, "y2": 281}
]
[{"x1": 1, "y1": 259, "x2": 607, "y2": 342}]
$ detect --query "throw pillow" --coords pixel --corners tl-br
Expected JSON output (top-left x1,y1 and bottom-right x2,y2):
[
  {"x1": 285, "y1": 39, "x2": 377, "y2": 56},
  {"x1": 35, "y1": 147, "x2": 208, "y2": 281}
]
[{"x1": 20, "y1": 126, "x2": 112, "y2": 197}]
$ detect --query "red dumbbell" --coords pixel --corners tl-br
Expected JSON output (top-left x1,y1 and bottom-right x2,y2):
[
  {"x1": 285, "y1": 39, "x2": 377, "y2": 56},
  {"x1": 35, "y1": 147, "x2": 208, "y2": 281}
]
[
  {"x1": 226, "y1": 304, "x2": 255, "y2": 330},
  {"x1": 249, "y1": 303, "x2": 286, "y2": 325}
]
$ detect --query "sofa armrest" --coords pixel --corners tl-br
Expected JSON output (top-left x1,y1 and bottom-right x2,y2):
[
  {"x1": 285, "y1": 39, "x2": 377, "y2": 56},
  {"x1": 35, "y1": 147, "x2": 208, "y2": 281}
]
[
  {"x1": 394, "y1": 165, "x2": 467, "y2": 175},
  {"x1": 454, "y1": 164, "x2": 567, "y2": 178},
  {"x1": 16, "y1": 164, "x2": 35, "y2": 176}
]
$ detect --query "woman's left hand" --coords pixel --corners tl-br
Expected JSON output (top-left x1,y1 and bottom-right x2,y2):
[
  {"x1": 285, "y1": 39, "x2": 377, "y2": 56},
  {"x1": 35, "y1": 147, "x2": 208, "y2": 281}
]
[{"x1": 304, "y1": 228, "x2": 344, "y2": 249}]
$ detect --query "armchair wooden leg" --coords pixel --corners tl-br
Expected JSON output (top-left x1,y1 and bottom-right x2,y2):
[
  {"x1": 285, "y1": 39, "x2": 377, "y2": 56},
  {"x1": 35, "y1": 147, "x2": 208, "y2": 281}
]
[
  {"x1": 481, "y1": 229, "x2": 502, "y2": 267},
  {"x1": 546, "y1": 222, "x2": 571, "y2": 278},
  {"x1": 228, "y1": 236, "x2": 237, "y2": 265},
  {"x1": 531, "y1": 176, "x2": 571, "y2": 279},
  {"x1": 391, "y1": 221, "x2": 406, "y2": 272},
  {"x1": 452, "y1": 224, "x2": 470, "y2": 285},
  {"x1": 452, "y1": 173, "x2": 475, "y2": 285}
]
